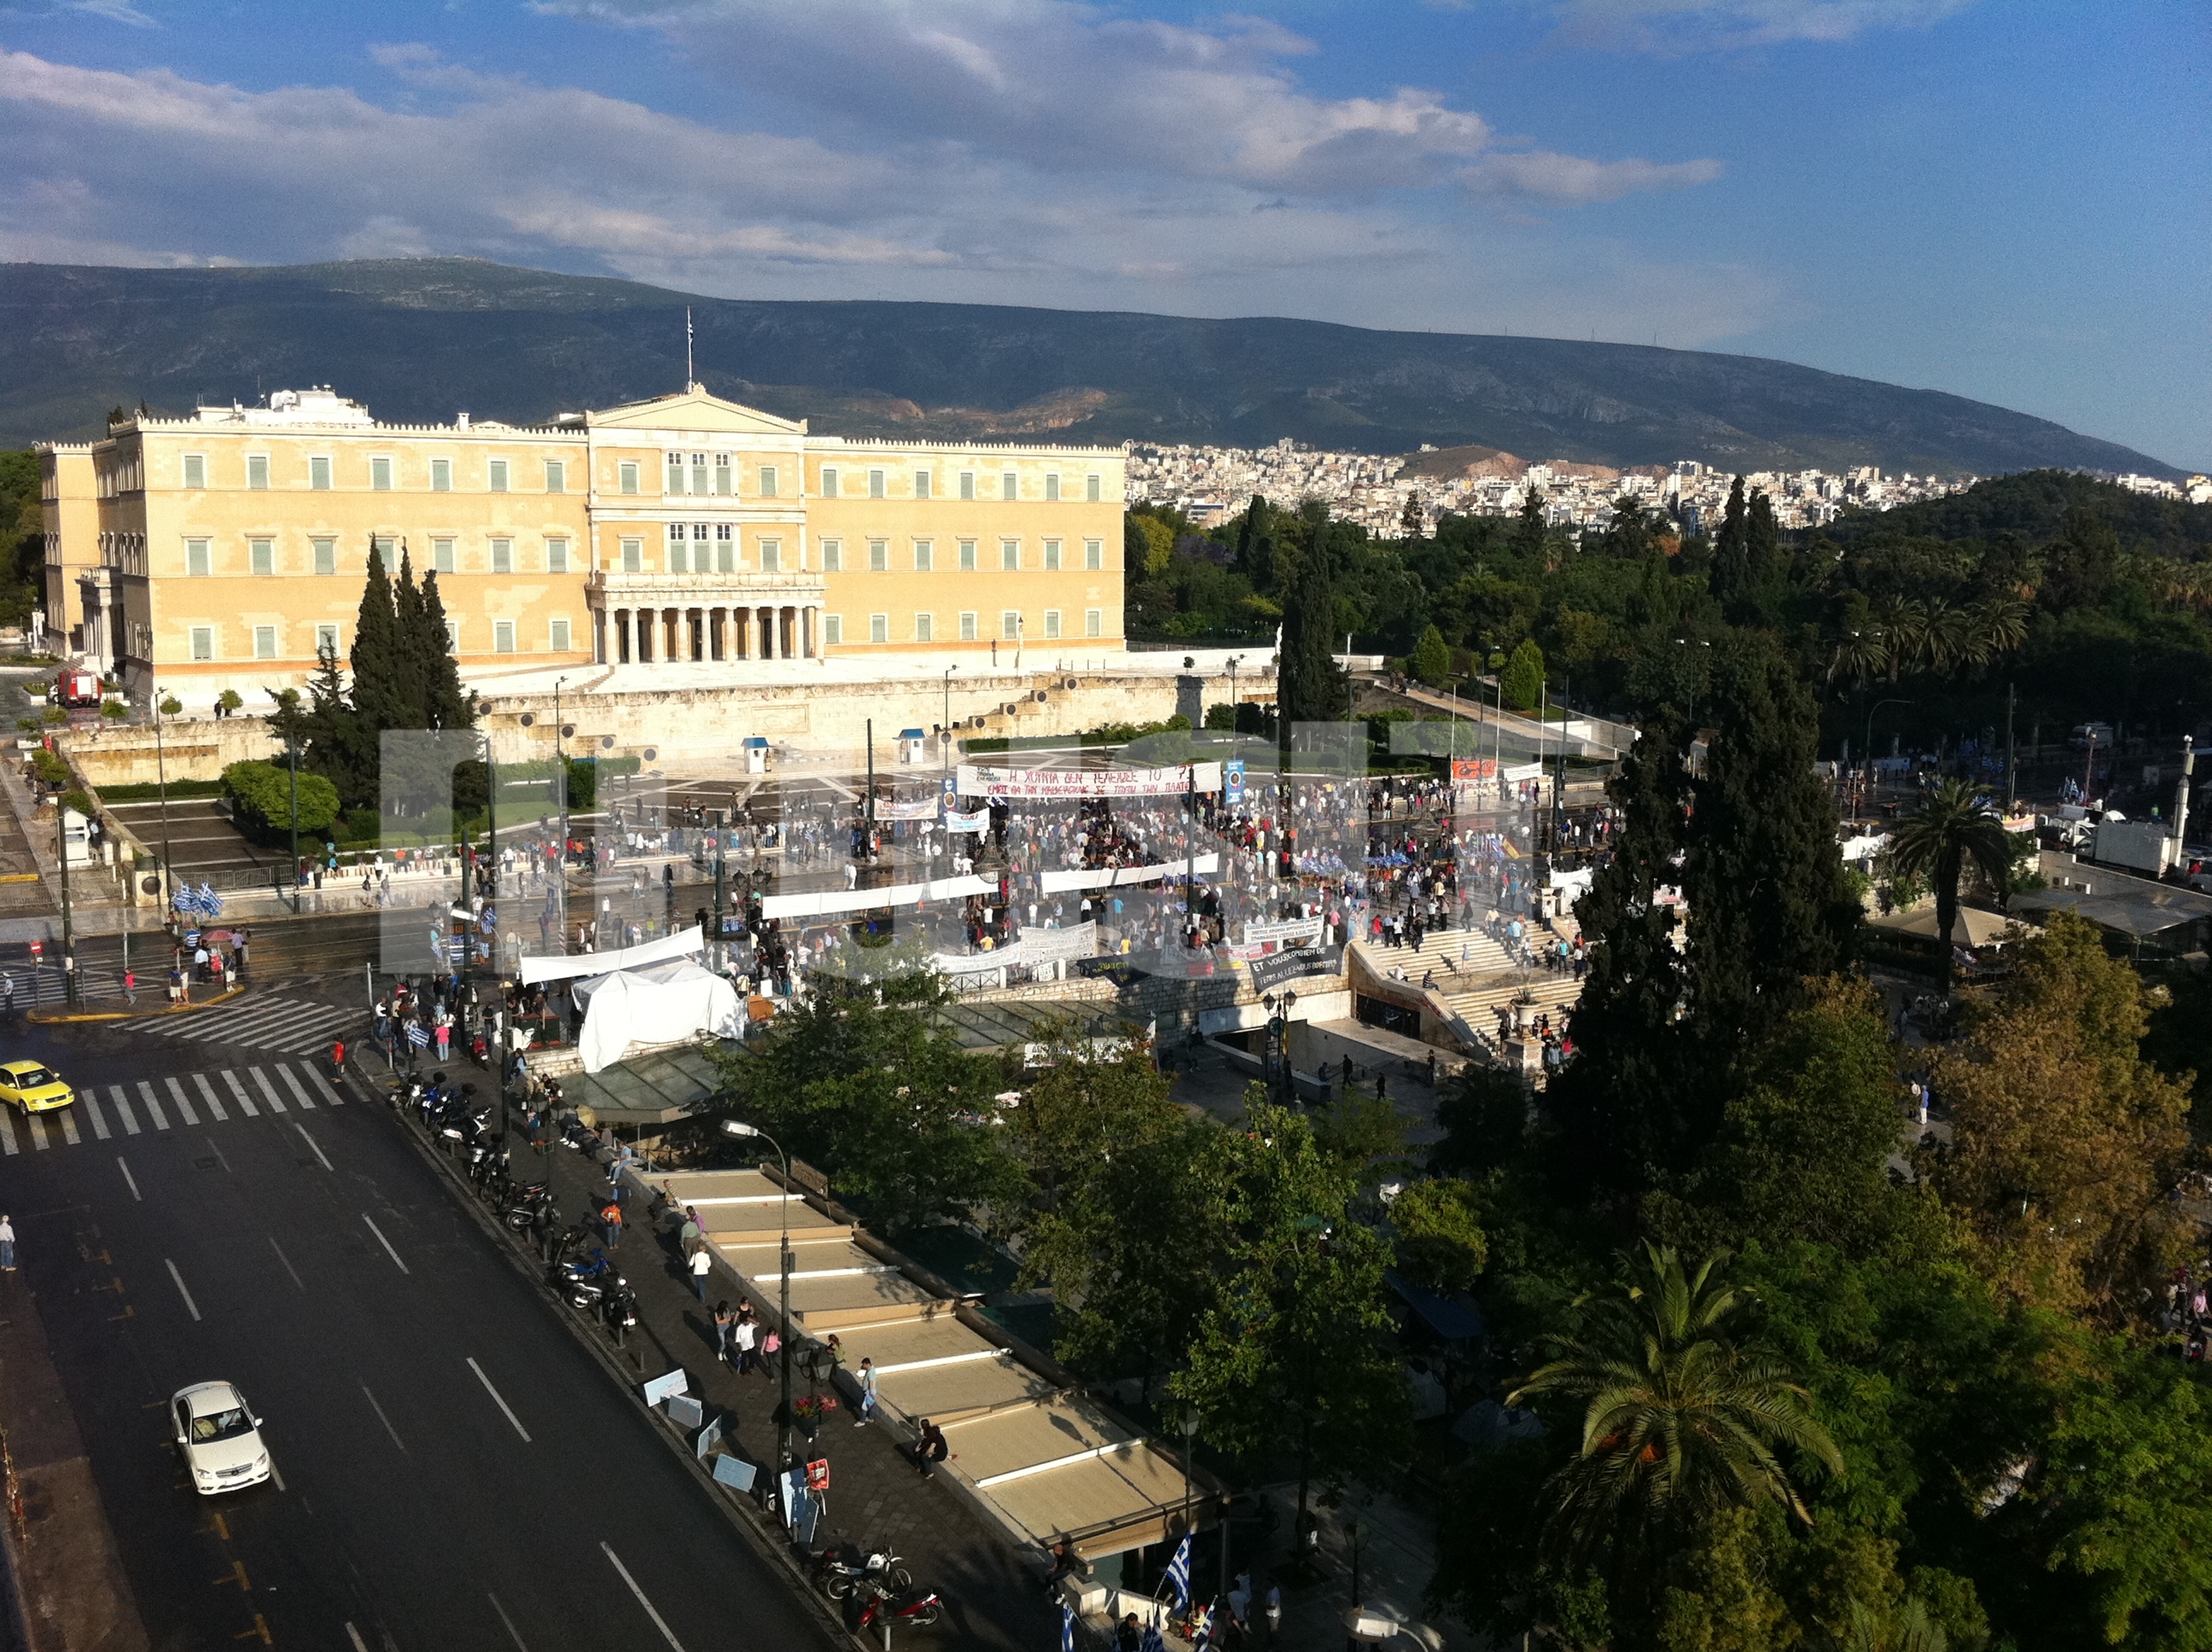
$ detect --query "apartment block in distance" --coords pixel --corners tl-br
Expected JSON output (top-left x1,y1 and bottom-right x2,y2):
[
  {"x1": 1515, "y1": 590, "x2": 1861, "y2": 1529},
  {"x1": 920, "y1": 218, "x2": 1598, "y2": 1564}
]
[{"x1": 36, "y1": 385, "x2": 1126, "y2": 703}]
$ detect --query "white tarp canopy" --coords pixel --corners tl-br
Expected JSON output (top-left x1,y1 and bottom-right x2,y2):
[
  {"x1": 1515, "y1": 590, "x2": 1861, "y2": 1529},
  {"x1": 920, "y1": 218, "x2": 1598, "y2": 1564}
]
[
  {"x1": 517, "y1": 925, "x2": 703, "y2": 986},
  {"x1": 571, "y1": 961, "x2": 742, "y2": 1073},
  {"x1": 760, "y1": 874, "x2": 992, "y2": 920}
]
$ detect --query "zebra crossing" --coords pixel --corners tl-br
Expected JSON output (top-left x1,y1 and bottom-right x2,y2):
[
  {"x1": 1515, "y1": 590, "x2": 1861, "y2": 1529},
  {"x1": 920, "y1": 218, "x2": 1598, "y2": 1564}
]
[
  {"x1": 139, "y1": 996, "x2": 360, "y2": 1056},
  {"x1": 0, "y1": 1060, "x2": 345, "y2": 1155}
]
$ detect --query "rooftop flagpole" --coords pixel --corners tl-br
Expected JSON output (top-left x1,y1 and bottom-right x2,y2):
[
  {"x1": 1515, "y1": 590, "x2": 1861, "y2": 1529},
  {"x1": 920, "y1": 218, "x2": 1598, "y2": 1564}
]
[{"x1": 685, "y1": 306, "x2": 694, "y2": 387}]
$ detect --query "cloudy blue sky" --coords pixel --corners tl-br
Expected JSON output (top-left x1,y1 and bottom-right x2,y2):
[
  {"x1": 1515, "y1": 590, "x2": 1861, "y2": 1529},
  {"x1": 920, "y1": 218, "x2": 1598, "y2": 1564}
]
[{"x1": 2, "y1": 0, "x2": 2203, "y2": 468}]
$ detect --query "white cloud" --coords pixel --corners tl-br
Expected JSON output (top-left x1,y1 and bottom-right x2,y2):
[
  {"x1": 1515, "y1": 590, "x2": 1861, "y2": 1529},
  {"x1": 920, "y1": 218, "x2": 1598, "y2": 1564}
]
[
  {"x1": 543, "y1": 0, "x2": 1714, "y2": 201},
  {"x1": 0, "y1": 39, "x2": 1766, "y2": 351},
  {"x1": 1499, "y1": 0, "x2": 1979, "y2": 51}
]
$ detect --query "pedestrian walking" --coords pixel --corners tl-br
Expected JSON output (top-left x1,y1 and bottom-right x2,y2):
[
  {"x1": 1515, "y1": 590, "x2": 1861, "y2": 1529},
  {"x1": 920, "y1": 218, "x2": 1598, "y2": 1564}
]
[
  {"x1": 599, "y1": 1197, "x2": 624, "y2": 1248},
  {"x1": 855, "y1": 1356, "x2": 877, "y2": 1426},
  {"x1": 1, "y1": 974, "x2": 15, "y2": 1015},
  {"x1": 330, "y1": 1038, "x2": 346, "y2": 1078},
  {"x1": 690, "y1": 1242, "x2": 713, "y2": 1301},
  {"x1": 0, "y1": 1213, "x2": 15, "y2": 1271},
  {"x1": 122, "y1": 968, "x2": 135, "y2": 1004},
  {"x1": 734, "y1": 1312, "x2": 760, "y2": 1376}
]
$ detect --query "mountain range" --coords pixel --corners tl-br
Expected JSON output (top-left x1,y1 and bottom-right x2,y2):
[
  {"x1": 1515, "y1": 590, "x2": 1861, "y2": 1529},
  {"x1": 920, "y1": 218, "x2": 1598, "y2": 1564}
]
[{"x1": 0, "y1": 258, "x2": 2180, "y2": 479}]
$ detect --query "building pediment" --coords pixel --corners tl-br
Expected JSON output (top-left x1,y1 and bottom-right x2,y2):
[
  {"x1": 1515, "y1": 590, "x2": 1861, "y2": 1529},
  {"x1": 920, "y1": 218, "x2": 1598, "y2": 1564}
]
[{"x1": 587, "y1": 386, "x2": 806, "y2": 438}]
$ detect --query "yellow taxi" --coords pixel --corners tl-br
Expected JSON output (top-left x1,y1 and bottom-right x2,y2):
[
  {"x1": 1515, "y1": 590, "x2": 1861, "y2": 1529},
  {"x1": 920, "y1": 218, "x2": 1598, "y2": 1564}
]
[{"x1": 0, "y1": 1060, "x2": 74, "y2": 1114}]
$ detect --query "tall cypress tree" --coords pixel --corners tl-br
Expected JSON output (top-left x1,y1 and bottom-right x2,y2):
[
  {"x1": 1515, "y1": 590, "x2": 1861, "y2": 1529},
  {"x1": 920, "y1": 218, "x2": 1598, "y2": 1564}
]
[
  {"x1": 1680, "y1": 634, "x2": 1860, "y2": 1057},
  {"x1": 1547, "y1": 710, "x2": 1697, "y2": 1196},
  {"x1": 1553, "y1": 638, "x2": 1859, "y2": 1200},
  {"x1": 1709, "y1": 475, "x2": 1750, "y2": 608},
  {"x1": 390, "y1": 547, "x2": 429, "y2": 728},
  {"x1": 1511, "y1": 486, "x2": 1548, "y2": 568},
  {"x1": 1278, "y1": 514, "x2": 1341, "y2": 730},
  {"x1": 348, "y1": 544, "x2": 403, "y2": 733},
  {"x1": 417, "y1": 570, "x2": 474, "y2": 731},
  {"x1": 1745, "y1": 488, "x2": 1779, "y2": 592}
]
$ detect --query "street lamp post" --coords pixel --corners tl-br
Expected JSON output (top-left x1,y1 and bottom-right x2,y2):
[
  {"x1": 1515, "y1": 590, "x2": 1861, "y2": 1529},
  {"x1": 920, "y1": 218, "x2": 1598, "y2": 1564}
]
[
  {"x1": 555, "y1": 676, "x2": 568, "y2": 953},
  {"x1": 1865, "y1": 698, "x2": 1913, "y2": 808},
  {"x1": 154, "y1": 693, "x2": 177, "y2": 917},
  {"x1": 941, "y1": 665, "x2": 958, "y2": 774},
  {"x1": 54, "y1": 793, "x2": 73, "y2": 1004},
  {"x1": 722, "y1": 1120, "x2": 796, "y2": 1509}
]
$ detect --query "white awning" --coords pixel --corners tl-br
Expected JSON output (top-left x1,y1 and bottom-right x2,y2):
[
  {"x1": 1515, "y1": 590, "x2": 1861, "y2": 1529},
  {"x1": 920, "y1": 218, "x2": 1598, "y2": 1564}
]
[{"x1": 517, "y1": 924, "x2": 704, "y2": 985}]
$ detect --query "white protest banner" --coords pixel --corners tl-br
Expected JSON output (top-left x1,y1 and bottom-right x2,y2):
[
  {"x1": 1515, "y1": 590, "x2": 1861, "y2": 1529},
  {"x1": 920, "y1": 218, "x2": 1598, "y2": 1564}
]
[
  {"x1": 1039, "y1": 853, "x2": 1220, "y2": 894},
  {"x1": 1243, "y1": 916, "x2": 1324, "y2": 945},
  {"x1": 958, "y1": 762, "x2": 1223, "y2": 800},
  {"x1": 945, "y1": 808, "x2": 992, "y2": 833},
  {"x1": 876, "y1": 795, "x2": 941, "y2": 821}
]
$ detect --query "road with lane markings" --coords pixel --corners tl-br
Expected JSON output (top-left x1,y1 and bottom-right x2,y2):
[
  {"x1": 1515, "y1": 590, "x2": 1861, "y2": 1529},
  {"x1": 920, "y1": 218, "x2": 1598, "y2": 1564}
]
[{"x1": 0, "y1": 993, "x2": 831, "y2": 1652}]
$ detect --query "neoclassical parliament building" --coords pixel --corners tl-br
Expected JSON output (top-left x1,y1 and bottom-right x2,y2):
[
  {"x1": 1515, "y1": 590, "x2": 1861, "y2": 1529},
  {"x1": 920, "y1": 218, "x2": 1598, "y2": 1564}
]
[{"x1": 35, "y1": 384, "x2": 1127, "y2": 701}]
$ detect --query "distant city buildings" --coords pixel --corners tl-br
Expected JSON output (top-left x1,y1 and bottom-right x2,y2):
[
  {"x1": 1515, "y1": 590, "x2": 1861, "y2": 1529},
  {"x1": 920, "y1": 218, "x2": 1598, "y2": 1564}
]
[{"x1": 1128, "y1": 437, "x2": 2211, "y2": 538}]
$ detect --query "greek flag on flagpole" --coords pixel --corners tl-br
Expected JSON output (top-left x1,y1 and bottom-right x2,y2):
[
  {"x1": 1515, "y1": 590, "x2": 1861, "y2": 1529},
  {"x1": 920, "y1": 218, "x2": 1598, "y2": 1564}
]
[
  {"x1": 1165, "y1": 1534, "x2": 1192, "y2": 1610},
  {"x1": 1190, "y1": 1603, "x2": 1213, "y2": 1652},
  {"x1": 1060, "y1": 1602, "x2": 1075, "y2": 1652},
  {"x1": 406, "y1": 1021, "x2": 431, "y2": 1050},
  {"x1": 1139, "y1": 1619, "x2": 1167, "y2": 1652}
]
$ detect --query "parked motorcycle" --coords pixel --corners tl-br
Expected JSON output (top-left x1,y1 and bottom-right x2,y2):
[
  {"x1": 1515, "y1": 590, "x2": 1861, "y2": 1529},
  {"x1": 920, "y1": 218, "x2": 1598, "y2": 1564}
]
[
  {"x1": 816, "y1": 1542, "x2": 913, "y2": 1600},
  {"x1": 601, "y1": 1278, "x2": 639, "y2": 1344},
  {"x1": 856, "y1": 1583, "x2": 943, "y2": 1632}
]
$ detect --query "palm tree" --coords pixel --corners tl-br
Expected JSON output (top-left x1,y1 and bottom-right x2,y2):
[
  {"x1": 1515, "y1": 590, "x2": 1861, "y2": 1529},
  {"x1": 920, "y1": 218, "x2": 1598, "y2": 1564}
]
[
  {"x1": 1875, "y1": 597, "x2": 1928, "y2": 681},
  {"x1": 1923, "y1": 597, "x2": 1984, "y2": 670},
  {"x1": 1970, "y1": 594, "x2": 2029, "y2": 655},
  {"x1": 1827, "y1": 627, "x2": 1887, "y2": 691},
  {"x1": 1887, "y1": 776, "x2": 2012, "y2": 995},
  {"x1": 1509, "y1": 1243, "x2": 1842, "y2": 1579}
]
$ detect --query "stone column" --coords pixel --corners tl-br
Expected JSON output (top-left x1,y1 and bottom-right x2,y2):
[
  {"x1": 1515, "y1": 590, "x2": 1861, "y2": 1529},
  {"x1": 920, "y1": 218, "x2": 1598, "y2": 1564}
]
[
  {"x1": 709, "y1": 608, "x2": 724, "y2": 662},
  {"x1": 759, "y1": 605, "x2": 776, "y2": 660}
]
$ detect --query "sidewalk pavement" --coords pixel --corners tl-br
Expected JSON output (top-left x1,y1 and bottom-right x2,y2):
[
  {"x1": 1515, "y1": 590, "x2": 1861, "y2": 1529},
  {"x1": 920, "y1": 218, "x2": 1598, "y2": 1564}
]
[
  {"x1": 523, "y1": 1127, "x2": 1060, "y2": 1652},
  {"x1": 0, "y1": 1269, "x2": 151, "y2": 1652}
]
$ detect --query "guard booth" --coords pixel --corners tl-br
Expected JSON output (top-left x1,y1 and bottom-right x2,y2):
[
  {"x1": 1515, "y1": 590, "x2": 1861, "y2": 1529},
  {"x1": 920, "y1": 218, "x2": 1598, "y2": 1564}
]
[
  {"x1": 896, "y1": 728, "x2": 928, "y2": 765},
  {"x1": 743, "y1": 736, "x2": 770, "y2": 774}
]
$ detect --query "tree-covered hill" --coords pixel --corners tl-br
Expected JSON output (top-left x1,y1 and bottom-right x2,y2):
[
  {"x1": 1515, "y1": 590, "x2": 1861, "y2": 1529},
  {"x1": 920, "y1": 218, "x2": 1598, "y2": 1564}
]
[{"x1": 0, "y1": 258, "x2": 2181, "y2": 478}]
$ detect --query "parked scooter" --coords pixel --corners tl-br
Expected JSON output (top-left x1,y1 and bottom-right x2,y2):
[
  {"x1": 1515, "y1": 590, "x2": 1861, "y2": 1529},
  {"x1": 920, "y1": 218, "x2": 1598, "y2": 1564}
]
[
  {"x1": 553, "y1": 1247, "x2": 621, "y2": 1310},
  {"x1": 503, "y1": 1182, "x2": 555, "y2": 1232}
]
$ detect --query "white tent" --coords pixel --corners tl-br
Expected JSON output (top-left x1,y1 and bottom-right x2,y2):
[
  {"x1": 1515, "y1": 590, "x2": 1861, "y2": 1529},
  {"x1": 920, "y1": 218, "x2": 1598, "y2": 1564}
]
[{"x1": 571, "y1": 961, "x2": 742, "y2": 1073}]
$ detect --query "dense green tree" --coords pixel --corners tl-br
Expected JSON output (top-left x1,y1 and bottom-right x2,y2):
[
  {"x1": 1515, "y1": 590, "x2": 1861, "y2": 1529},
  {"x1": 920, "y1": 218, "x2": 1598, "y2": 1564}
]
[
  {"x1": 1500, "y1": 637, "x2": 1546, "y2": 710},
  {"x1": 1388, "y1": 1177, "x2": 1488, "y2": 1293},
  {"x1": 1926, "y1": 913, "x2": 2192, "y2": 1323},
  {"x1": 2021, "y1": 1343, "x2": 2212, "y2": 1649},
  {"x1": 1173, "y1": 1102, "x2": 1409, "y2": 1544},
  {"x1": 1009, "y1": 1035, "x2": 1225, "y2": 1398},
  {"x1": 1409, "y1": 622, "x2": 1450, "y2": 686},
  {"x1": 708, "y1": 970, "x2": 1025, "y2": 1236},
  {"x1": 1651, "y1": 980, "x2": 1924, "y2": 1260}
]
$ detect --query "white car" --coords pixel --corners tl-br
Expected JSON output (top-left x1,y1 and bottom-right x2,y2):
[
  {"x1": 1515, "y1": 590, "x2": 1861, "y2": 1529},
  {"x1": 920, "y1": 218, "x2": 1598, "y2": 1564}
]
[{"x1": 172, "y1": 1382, "x2": 271, "y2": 1496}]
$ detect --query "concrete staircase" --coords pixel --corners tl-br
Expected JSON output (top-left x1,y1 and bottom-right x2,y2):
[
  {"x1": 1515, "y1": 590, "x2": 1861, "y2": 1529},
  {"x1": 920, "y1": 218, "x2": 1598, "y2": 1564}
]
[{"x1": 1353, "y1": 924, "x2": 1586, "y2": 1051}]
